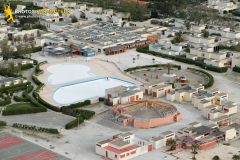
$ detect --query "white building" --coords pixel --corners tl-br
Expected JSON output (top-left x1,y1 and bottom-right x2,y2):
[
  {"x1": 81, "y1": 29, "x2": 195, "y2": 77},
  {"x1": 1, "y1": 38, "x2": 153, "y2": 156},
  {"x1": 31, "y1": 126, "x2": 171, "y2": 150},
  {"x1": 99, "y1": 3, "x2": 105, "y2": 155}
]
[
  {"x1": 105, "y1": 86, "x2": 143, "y2": 105},
  {"x1": 96, "y1": 132, "x2": 151, "y2": 160}
]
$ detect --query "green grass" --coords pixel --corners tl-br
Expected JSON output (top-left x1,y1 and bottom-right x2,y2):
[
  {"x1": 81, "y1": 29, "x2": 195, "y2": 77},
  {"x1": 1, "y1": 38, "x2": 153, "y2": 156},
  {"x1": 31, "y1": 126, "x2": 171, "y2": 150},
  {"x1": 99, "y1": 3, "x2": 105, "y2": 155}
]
[{"x1": 2, "y1": 103, "x2": 46, "y2": 115}]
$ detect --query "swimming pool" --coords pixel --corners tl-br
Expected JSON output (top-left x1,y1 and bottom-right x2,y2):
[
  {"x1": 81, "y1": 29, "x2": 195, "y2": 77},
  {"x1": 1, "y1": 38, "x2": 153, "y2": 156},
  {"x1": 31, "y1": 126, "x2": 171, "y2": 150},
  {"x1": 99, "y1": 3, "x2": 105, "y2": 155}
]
[
  {"x1": 53, "y1": 77, "x2": 135, "y2": 105},
  {"x1": 47, "y1": 63, "x2": 96, "y2": 85}
]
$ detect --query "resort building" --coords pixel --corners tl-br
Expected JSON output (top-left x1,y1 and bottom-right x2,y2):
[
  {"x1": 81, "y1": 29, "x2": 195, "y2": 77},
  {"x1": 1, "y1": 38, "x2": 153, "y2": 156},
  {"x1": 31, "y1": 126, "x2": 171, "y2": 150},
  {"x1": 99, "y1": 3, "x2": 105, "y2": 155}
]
[
  {"x1": 149, "y1": 131, "x2": 175, "y2": 150},
  {"x1": 151, "y1": 84, "x2": 172, "y2": 98},
  {"x1": 177, "y1": 122, "x2": 237, "y2": 150},
  {"x1": 207, "y1": 0, "x2": 238, "y2": 14},
  {"x1": 0, "y1": 77, "x2": 27, "y2": 87},
  {"x1": 105, "y1": 86, "x2": 143, "y2": 106},
  {"x1": 142, "y1": 81, "x2": 166, "y2": 95},
  {"x1": 166, "y1": 84, "x2": 204, "y2": 103},
  {"x1": 96, "y1": 132, "x2": 151, "y2": 160}
]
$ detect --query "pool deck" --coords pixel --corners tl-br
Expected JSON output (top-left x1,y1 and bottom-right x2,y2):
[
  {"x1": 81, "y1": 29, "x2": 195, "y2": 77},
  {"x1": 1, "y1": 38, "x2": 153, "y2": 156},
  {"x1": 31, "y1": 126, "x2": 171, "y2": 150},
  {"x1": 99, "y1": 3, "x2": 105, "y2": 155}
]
[{"x1": 38, "y1": 59, "x2": 141, "y2": 107}]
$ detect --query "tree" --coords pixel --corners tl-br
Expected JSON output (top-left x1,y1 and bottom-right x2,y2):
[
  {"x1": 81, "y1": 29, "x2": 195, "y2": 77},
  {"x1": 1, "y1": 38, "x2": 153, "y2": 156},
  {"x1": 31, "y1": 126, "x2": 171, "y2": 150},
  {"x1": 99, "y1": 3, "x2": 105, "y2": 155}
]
[
  {"x1": 137, "y1": 54, "x2": 140, "y2": 59},
  {"x1": 202, "y1": 29, "x2": 209, "y2": 38},
  {"x1": 166, "y1": 139, "x2": 176, "y2": 151},
  {"x1": 0, "y1": 40, "x2": 13, "y2": 60},
  {"x1": 71, "y1": 15, "x2": 78, "y2": 23},
  {"x1": 23, "y1": 34, "x2": 28, "y2": 42},
  {"x1": 69, "y1": 43, "x2": 74, "y2": 55},
  {"x1": 171, "y1": 31, "x2": 184, "y2": 44},
  {"x1": 232, "y1": 155, "x2": 240, "y2": 160},
  {"x1": 152, "y1": 58, "x2": 155, "y2": 63},
  {"x1": 191, "y1": 143, "x2": 200, "y2": 160},
  {"x1": 185, "y1": 21, "x2": 191, "y2": 30},
  {"x1": 132, "y1": 57, "x2": 136, "y2": 63},
  {"x1": 212, "y1": 155, "x2": 220, "y2": 160}
]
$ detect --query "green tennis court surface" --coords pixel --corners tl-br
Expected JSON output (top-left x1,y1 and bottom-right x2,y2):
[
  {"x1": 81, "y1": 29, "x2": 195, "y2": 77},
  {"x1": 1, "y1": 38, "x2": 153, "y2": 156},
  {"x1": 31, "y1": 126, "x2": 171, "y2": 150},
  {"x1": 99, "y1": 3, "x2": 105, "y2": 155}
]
[{"x1": 0, "y1": 132, "x2": 70, "y2": 160}]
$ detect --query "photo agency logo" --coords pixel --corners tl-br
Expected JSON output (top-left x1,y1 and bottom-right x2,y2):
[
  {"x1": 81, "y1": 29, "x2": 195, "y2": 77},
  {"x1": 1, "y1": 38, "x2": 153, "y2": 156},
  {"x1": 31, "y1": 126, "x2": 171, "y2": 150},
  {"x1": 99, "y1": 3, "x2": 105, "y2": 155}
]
[
  {"x1": 3, "y1": 1, "x2": 15, "y2": 23},
  {"x1": 3, "y1": 0, "x2": 71, "y2": 22}
]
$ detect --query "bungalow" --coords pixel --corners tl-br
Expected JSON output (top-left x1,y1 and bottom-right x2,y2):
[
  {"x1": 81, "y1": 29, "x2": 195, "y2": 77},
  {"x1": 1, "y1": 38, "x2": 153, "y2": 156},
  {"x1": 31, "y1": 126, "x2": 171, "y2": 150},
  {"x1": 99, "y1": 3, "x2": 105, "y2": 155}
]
[
  {"x1": 149, "y1": 131, "x2": 175, "y2": 150},
  {"x1": 151, "y1": 84, "x2": 172, "y2": 98},
  {"x1": 0, "y1": 77, "x2": 27, "y2": 87}
]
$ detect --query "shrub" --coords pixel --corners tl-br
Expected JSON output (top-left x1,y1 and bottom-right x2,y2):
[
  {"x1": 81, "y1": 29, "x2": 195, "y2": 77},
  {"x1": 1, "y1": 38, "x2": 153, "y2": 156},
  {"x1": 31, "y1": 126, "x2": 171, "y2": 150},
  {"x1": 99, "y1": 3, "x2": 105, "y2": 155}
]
[
  {"x1": 0, "y1": 120, "x2": 7, "y2": 126},
  {"x1": 12, "y1": 123, "x2": 59, "y2": 134},
  {"x1": 124, "y1": 64, "x2": 181, "y2": 72},
  {"x1": 34, "y1": 61, "x2": 47, "y2": 75},
  {"x1": 233, "y1": 65, "x2": 240, "y2": 73},
  {"x1": 62, "y1": 100, "x2": 91, "y2": 109},
  {"x1": 20, "y1": 63, "x2": 34, "y2": 70},
  {"x1": 32, "y1": 76, "x2": 43, "y2": 86},
  {"x1": 32, "y1": 91, "x2": 61, "y2": 112},
  {"x1": 99, "y1": 97, "x2": 105, "y2": 101},
  {"x1": 65, "y1": 118, "x2": 84, "y2": 129},
  {"x1": 0, "y1": 96, "x2": 11, "y2": 106},
  {"x1": 13, "y1": 96, "x2": 29, "y2": 102}
]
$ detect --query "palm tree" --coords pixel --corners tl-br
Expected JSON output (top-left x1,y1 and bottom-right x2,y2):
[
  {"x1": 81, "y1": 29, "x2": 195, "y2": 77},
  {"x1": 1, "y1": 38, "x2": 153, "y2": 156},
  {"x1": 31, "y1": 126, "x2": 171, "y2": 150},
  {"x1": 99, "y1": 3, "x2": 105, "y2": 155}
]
[
  {"x1": 23, "y1": 34, "x2": 28, "y2": 42},
  {"x1": 185, "y1": 21, "x2": 191, "y2": 30},
  {"x1": 232, "y1": 155, "x2": 240, "y2": 160},
  {"x1": 152, "y1": 58, "x2": 155, "y2": 63},
  {"x1": 166, "y1": 139, "x2": 176, "y2": 151},
  {"x1": 212, "y1": 155, "x2": 220, "y2": 160},
  {"x1": 191, "y1": 143, "x2": 200, "y2": 160},
  {"x1": 0, "y1": 40, "x2": 13, "y2": 60},
  {"x1": 132, "y1": 57, "x2": 136, "y2": 63}
]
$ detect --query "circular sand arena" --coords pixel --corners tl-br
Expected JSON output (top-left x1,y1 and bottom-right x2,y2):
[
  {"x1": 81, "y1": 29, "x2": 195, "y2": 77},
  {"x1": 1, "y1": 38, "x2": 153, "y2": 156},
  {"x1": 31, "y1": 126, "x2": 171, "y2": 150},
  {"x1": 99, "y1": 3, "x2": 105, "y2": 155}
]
[{"x1": 112, "y1": 100, "x2": 182, "y2": 129}]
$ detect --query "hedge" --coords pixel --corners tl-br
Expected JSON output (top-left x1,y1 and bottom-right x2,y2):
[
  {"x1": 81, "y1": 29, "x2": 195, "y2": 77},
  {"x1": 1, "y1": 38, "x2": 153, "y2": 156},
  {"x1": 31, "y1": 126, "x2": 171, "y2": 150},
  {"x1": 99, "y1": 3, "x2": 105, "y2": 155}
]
[
  {"x1": 62, "y1": 100, "x2": 91, "y2": 109},
  {"x1": 32, "y1": 91, "x2": 61, "y2": 112},
  {"x1": 12, "y1": 123, "x2": 59, "y2": 134},
  {"x1": 20, "y1": 63, "x2": 34, "y2": 70},
  {"x1": 65, "y1": 118, "x2": 84, "y2": 129},
  {"x1": 124, "y1": 64, "x2": 181, "y2": 72},
  {"x1": 188, "y1": 68, "x2": 214, "y2": 88},
  {"x1": 62, "y1": 108, "x2": 95, "y2": 119},
  {"x1": 0, "y1": 120, "x2": 7, "y2": 126},
  {"x1": 35, "y1": 61, "x2": 47, "y2": 75},
  {"x1": 2, "y1": 103, "x2": 46, "y2": 116},
  {"x1": 137, "y1": 46, "x2": 228, "y2": 73},
  {"x1": 13, "y1": 96, "x2": 29, "y2": 102},
  {"x1": 0, "y1": 96, "x2": 11, "y2": 106},
  {"x1": 233, "y1": 66, "x2": 240, "y2": 73},
  {"x1": 32, "y1": 76, "x2": 43, "y2": 86},
  {"x1": 219, "y1": 44, "x2": 240, "y2": 52}
]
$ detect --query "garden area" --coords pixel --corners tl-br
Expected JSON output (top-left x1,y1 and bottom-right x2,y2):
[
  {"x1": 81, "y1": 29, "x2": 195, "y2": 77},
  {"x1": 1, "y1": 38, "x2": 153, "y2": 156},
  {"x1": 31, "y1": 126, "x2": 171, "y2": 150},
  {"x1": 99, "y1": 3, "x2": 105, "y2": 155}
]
[
  {"x1": 2, "y1": 103, "x2": 46, "y2": 116},
  {"x1": 125, "y1": 64, "x2": 214, "y2": 88}
]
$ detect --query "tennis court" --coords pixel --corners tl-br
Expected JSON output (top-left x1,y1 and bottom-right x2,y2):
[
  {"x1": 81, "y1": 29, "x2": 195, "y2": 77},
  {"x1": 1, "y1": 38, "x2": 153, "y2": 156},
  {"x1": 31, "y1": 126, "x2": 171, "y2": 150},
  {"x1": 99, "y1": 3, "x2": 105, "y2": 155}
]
[{"x1": 0, "y1": 132, "x2": 69, "y2": 160}]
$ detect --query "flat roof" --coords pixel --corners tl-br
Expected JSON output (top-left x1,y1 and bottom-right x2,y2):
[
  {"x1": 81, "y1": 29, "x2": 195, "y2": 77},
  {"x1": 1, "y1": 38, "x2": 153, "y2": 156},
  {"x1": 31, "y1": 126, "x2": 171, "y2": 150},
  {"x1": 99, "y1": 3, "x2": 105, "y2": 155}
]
[
  {"x1": 110, "y1": 139, "x2": 129, "y2": 148},
  {"x1": 97, "y1": 139, "x2": 112, "y2": 145},
  {"x1": 160, "y1": 131, "x2": 174, "y2": 136},
  {"x1": 151, "y1": 136, "x2": 164, "y2": 142}
]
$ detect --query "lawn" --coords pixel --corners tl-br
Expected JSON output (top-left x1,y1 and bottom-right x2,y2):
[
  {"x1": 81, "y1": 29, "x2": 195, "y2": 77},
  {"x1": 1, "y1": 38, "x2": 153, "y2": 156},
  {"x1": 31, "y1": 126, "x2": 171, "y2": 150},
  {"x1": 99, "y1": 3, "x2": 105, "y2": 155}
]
[{"x1": 2, "y1": 103, "x2": 46, "y2": 116}]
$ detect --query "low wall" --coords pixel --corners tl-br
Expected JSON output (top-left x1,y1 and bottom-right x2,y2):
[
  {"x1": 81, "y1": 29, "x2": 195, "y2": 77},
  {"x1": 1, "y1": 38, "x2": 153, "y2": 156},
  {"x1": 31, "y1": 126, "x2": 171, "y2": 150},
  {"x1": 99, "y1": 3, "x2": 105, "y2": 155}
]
[{"x1": 133, "y1": 113, "x2": 182, "y2": 129}]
